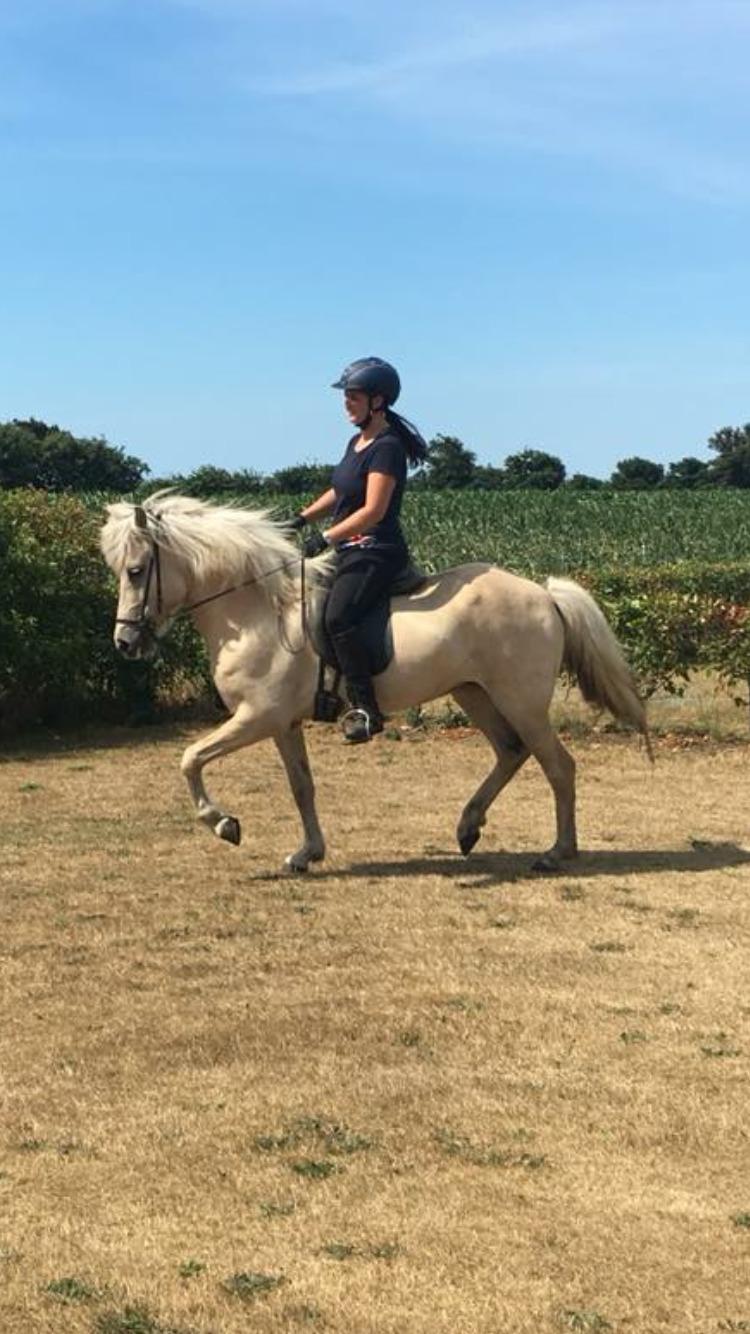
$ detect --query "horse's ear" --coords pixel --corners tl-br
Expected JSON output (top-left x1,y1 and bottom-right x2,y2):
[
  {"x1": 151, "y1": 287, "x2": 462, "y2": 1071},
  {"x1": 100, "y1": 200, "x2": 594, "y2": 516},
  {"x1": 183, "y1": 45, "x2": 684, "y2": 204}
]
[{"x1": 134, "y1": 505, "x2": 148, "y2": 529}]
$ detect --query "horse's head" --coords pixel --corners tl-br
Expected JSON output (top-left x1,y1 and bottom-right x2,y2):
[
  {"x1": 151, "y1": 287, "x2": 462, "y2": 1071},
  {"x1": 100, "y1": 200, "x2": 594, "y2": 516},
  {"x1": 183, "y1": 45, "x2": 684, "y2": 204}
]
[{"x1": 101, "y1": 501, "x2": 190, "y2": 659}]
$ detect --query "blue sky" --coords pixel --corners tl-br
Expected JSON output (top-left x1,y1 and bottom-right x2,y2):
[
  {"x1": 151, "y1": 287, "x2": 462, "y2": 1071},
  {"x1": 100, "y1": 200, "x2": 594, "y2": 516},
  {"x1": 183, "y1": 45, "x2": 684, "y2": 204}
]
[{"x1": 1, "y1": 0, "x2": 748, "y2": 480}]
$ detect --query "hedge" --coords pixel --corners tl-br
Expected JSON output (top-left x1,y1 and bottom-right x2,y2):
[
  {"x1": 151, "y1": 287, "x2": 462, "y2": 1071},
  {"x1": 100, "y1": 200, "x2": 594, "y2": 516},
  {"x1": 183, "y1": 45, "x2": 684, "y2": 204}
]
[{"x1": 1, "y1": 491, "x2": 749, "y2": 733}]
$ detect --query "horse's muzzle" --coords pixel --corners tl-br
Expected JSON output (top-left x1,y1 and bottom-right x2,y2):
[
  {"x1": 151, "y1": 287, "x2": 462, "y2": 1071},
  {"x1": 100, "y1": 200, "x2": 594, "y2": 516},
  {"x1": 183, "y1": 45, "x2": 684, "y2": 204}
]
[{"x1": 115, "y1": 625, "x2": 157, "y2": 660}]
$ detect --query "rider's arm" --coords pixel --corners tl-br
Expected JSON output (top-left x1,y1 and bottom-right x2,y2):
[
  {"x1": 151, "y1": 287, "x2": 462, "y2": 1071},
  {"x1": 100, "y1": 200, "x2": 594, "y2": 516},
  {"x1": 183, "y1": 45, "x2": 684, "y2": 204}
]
[
  {"x1": 324, "y1": 471, "x2": 396, "y2": 544},
  {"x1": 299, "y1": 488, "x2": 336, "y2": 522}
]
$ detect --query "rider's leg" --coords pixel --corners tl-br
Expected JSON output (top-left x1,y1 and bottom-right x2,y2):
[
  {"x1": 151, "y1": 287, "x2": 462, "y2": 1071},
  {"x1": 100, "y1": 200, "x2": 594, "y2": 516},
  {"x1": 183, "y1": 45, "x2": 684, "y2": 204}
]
[
  {"x1": 329, "y1": 626, "x2": 385, "y2": 740},
  {"x1": 324, "y1": 549, "x2": 402, "y2": 742}
]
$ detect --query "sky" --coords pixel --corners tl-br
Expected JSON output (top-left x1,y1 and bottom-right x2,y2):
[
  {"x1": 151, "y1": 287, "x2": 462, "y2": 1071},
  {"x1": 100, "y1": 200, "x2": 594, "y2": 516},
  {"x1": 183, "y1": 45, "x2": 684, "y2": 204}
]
[{"x1": 1, "y1": 0, "x2": 748, "y2": 480}]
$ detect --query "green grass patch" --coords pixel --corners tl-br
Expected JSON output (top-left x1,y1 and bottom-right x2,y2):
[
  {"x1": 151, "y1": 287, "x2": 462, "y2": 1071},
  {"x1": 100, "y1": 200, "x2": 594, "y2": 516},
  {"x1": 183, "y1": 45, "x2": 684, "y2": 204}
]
[
  {"x1": 222, "y1": 1270, "x2": 285, "y2": 1300},
  {"x1": 254, "y1": 1115, "x2": 371, "y2": 1157},
  {"x1": 291, "y1": 1159, "x2": 338, "y2": 1180},
  {"x1": 177, "y1": 1259, "x2": 206, "y2": 1279},
  {"x1": 43, "y1": 1275, "x2": 101, "y2": 1303},
  {"x1": 93, "y1": 1306, "x2": 193, "y2": 1334},
  {"x1": 434, "y1": 1127, "x2": 546, "y2": 1170},
  {"x1": 259, "y1": 1200, "x2": 296, "y2": 1219},
  {"x1": 560, "y1": 1312, "x2": 612, "y2": 1331}
]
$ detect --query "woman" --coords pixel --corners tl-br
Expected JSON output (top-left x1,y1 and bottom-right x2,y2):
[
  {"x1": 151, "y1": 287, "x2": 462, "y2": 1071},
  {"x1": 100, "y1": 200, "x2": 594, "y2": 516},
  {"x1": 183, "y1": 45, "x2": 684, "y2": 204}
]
[{"x1": 292, "y1": 357, "x2": 428, "y2": 744}]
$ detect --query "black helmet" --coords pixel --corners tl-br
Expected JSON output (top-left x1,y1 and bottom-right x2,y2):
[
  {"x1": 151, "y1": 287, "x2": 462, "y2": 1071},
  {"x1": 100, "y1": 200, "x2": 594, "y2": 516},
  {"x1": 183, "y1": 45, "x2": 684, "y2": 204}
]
[{"x1": 331, "y1": 357, "x2": 401, "y2": 405}]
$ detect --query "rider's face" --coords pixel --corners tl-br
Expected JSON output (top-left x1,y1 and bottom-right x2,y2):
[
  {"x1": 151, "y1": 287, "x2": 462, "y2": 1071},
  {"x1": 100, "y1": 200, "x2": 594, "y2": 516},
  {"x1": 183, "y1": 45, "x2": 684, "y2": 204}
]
[{"x1": 344, "y1": 389, "x2": 383, "y2": 425}]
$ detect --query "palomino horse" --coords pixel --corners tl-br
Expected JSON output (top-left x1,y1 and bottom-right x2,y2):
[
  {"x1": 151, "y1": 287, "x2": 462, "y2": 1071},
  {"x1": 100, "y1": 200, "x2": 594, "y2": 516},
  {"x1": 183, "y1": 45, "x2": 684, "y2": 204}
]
[{"x1": 101, "y1": 494, "x2": 650, "y2": 873}]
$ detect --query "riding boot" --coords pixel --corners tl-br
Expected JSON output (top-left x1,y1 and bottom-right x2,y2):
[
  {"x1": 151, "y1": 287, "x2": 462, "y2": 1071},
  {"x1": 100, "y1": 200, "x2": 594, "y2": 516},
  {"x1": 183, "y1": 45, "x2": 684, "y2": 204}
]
[{"x1": 330, "y1": 628, "x2": 385, "y2": 744}]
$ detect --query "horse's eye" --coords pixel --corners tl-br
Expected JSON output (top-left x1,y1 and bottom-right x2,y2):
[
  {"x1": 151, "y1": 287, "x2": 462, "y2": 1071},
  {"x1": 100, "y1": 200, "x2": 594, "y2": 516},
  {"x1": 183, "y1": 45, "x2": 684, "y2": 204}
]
[{"x1": 127, "y1": 566, "x2": 143, "y2": 581}]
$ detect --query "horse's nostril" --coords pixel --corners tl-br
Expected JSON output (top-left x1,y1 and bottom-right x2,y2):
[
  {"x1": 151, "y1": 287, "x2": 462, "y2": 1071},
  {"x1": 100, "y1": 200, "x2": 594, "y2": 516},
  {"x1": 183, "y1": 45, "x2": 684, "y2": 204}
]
[{"x1": 116, "y1": 638, "x2": 133, "y2": 656}]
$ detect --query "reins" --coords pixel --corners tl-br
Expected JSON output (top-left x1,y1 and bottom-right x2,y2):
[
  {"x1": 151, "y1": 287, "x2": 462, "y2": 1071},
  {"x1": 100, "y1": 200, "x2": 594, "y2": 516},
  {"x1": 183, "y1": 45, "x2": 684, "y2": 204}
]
[
  {"x1": 185, "y1": 552, "x2": 309, "y2": 655},
  {"x1": 183, "y1": 554, "x2": 303, "y2": 613}
]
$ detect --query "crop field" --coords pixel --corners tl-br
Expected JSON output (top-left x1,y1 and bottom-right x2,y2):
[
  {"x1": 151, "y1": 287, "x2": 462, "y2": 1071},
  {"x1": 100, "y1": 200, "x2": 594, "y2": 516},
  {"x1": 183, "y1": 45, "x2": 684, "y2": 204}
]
[
  {"x1": 79, "y1": 487, "x2": 750, "y2": 574},
  {"x1": 1, "y1": 716, "x2": 749, "y2": 1334},
  {"x1": 395, "y1": 489, "x2": 750, "y2": 575}
]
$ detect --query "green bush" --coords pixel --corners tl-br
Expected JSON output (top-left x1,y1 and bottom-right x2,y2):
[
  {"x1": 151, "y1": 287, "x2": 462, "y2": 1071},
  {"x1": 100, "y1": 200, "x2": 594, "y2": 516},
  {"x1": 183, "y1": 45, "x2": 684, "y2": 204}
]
[{"x1": 586, "y1": 564, "x2": 750, "y2": 697}]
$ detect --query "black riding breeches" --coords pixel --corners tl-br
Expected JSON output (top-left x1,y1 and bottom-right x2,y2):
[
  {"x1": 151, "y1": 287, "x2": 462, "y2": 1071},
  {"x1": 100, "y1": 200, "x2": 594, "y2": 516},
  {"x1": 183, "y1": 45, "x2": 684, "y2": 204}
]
[
  {"x1": 324, "y1": 545, "x2": 407, "y2": 689},
  {"x1": 324, "y1": 545, "x2": 407, "y2": 641}
]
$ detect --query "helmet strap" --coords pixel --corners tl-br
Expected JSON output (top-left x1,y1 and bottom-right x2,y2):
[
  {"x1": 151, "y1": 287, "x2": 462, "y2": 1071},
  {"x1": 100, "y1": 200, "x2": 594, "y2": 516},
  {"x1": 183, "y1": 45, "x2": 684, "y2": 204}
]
[
  {"x1": 354, "y1": 395, "x2": 375, "y2": 430},
  {"x1": 355, "y1": 394, "x2": 387, "y2": 432}
]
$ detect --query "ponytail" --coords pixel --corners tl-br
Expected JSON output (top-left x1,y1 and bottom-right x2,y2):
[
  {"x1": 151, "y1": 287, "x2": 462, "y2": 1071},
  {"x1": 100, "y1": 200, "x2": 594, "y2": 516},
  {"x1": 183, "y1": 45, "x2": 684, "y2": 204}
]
[{"x1": 385, "y1": 408, "x2": 429, "y2": 469}]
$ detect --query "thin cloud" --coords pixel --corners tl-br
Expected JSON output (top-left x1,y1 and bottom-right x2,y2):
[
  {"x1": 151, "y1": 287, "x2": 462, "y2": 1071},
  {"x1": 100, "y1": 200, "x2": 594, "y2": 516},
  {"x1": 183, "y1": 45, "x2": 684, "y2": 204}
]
[
  {"x1": 244, "y1": 1, "x2": 750, "y2": 206},
  {"x1": 253, "y1": 8, "x2": 630, "y2": 97},
  {"x1": 4, "y1": 0, "x2": 749, "y2": 206},
  {"x1": 251, "y1": 1, "x2": 750, "y2": 98}
]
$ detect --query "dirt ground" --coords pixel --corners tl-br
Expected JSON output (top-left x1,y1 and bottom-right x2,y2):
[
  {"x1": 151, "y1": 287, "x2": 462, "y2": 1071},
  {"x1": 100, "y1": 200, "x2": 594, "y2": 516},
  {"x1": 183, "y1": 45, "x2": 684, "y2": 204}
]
[{"x1": 0, "y1": 713, "x2": 749, "y2": 1334}]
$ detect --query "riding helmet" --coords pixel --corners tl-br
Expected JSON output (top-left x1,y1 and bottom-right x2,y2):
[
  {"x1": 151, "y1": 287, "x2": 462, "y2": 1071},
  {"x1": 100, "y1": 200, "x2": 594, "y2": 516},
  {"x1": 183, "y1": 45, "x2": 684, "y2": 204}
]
[{"x1": 331, "y1": 357, "x2": 401, "y2": 405}]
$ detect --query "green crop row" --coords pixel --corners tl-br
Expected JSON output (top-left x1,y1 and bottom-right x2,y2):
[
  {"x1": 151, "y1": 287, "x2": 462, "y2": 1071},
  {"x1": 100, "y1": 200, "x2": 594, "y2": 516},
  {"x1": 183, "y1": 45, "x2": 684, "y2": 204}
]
[{"x1": 402, "y1": 490, "x2": 750, "y2": 574}]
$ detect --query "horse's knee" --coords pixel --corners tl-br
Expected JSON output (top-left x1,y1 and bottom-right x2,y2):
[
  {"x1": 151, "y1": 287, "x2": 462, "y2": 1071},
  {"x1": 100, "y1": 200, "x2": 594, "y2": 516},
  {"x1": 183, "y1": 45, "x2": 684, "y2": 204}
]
[{"x1": 180, "y1": 745, "x2": 199, "y2": 778}]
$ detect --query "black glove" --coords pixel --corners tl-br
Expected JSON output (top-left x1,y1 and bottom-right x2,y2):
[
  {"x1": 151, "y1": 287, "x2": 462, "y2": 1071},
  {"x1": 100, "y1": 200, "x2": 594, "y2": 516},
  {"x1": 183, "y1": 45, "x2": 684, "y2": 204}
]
[
  {"x1": 288, "y1": 513, "x2": 307, "y2": 532},
  {"x1": 302, "y1": 530, "x2": 329, "y2": 558}
]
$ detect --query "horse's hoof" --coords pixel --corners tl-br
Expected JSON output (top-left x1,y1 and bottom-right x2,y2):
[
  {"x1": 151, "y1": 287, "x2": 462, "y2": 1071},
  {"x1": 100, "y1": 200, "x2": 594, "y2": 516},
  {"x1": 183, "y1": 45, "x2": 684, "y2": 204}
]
[
  {"x1": 217, "y1": 816, "x2": 241, "y2": 846},
  {"x1": 284, "y1": 856, "x2": 308, "y2": 874},
  {"x1": 458, "y1": 829, "x2": 481, "y2": 857},
  {"x1": 284, "y1": 847, "x2": 324, "y2": 873}
]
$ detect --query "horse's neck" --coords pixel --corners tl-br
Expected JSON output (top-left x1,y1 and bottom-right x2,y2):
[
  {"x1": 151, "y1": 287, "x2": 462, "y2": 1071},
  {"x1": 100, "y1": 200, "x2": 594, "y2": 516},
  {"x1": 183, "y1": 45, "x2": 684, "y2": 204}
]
[{"x1": 189, "y1": 580, "x2": 274, "y2": 643}]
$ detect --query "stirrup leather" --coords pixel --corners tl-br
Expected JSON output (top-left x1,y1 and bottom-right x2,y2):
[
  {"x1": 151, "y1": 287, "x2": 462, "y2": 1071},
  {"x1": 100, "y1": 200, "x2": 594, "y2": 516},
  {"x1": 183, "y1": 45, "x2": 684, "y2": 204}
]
[{"x1": 312, "y1": 659, "x2": 344, "y2": 722}]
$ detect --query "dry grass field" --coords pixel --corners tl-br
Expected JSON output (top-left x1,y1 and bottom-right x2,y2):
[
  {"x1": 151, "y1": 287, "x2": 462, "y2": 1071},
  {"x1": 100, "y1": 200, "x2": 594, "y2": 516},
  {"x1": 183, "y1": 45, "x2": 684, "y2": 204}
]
[{"x1": 1, "y1": 708, "x2": 749, "y2": 1334}]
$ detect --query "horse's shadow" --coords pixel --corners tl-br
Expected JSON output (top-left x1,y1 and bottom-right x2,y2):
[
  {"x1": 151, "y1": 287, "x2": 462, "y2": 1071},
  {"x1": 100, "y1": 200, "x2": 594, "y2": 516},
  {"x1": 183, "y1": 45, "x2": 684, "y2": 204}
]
[{"x1": 262, "y1": 841, "x2": 750, "y2": 887}]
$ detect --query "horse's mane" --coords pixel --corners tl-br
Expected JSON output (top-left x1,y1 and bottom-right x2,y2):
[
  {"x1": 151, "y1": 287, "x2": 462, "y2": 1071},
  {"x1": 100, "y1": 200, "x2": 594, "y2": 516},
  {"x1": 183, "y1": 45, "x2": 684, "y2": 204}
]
[{"x1": 101, "y1": 491, "x2": 332, "y2": 607}]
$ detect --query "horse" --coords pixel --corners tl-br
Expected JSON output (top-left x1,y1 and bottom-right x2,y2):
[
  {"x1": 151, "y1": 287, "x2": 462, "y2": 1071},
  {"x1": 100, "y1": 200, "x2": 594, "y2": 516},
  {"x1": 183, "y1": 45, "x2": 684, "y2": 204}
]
[{"x1": 100, "y1": 493, "x2": 650, "y2": 874}]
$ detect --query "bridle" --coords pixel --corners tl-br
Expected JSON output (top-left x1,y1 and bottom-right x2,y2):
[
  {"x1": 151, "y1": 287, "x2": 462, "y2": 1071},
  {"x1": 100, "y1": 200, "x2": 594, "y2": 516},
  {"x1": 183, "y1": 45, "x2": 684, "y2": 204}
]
[{"x1": 114, "y1": 540, "x2": 164, "y2": 633}]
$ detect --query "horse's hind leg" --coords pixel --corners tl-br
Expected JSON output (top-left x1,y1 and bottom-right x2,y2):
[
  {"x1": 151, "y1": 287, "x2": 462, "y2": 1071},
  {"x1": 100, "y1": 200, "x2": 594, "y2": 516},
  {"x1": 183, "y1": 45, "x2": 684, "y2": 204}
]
[
  {"x1": 274, "y1": 724, "x2": 325, "y2": 873},
  {"x1": 452, "y1": 684, "x2": 530, "y2": 856},
  {"x1": 509, "y1": 719, "x2": 577, "y2": 872}
]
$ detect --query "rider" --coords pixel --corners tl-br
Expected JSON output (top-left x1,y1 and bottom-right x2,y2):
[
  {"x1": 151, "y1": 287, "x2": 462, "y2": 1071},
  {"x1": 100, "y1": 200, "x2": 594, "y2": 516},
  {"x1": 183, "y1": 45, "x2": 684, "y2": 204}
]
[{"x1": 292, "y1": 357, "x2": 428, "y2": 743}]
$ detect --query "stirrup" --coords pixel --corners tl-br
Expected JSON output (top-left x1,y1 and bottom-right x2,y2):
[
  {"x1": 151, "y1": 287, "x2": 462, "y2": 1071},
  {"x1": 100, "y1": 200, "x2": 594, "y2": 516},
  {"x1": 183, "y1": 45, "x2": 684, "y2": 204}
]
[{"x1": 341, "y1": 706, "x2": 384, "y2": 744}]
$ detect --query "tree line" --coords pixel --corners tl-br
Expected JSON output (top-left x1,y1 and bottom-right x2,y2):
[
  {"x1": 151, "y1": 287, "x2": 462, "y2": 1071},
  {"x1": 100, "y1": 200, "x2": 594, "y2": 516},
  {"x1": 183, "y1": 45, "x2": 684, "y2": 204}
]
[{"x1": 2, "y1": 417, "x2": 750, "y2": 495}]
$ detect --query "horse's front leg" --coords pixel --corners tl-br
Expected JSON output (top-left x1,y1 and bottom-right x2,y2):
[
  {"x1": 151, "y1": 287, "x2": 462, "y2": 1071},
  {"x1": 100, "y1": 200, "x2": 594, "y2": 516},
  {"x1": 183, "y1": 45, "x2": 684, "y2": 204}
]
[
  {"x1": 180, "y1": 706, "x2": 270, "y2": 847},
  {"x1": 274, "y1": 724, "x2": 325, "y2": 873}
]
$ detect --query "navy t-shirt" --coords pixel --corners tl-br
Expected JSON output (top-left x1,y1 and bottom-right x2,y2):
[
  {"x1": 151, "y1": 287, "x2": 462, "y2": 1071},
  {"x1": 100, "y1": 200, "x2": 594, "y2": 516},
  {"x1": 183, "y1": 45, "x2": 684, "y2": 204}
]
[{"x1": 330, "y1": 431, "x2": 408, "y2": 551}]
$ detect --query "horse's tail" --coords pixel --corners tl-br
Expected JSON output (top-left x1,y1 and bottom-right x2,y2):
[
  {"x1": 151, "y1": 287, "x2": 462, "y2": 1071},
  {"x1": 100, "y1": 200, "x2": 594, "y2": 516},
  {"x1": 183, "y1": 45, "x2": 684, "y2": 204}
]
[{"x1": 546, "y1": 576, "x2": 653, "y2": 761}]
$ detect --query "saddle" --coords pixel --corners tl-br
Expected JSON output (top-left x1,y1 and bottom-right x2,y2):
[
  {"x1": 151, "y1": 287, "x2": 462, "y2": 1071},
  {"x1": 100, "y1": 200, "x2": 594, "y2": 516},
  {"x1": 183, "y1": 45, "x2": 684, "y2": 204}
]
[{"x1": 308, "y1": 561, "x2": 428, "y2": 720}]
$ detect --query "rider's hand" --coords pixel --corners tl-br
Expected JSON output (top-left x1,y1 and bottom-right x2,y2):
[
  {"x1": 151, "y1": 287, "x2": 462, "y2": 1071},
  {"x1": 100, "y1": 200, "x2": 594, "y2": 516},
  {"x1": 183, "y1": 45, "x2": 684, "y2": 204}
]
[
  {"x1": 288, "y1": 513, "x2": 307, "y2": 532},
  {"x1": 302, "y1": 530, "x2": 329, "y2": 558}
]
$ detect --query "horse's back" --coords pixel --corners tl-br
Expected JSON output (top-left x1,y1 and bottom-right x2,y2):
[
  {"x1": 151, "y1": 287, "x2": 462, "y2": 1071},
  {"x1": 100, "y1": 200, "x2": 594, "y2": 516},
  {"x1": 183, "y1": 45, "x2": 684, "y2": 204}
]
[
  {"x1": 381, "y1": 561, "x2": 563, "y2": 712},
  {"x1": 393, "y1": 561, "x2": 551, "y2": 618}
]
